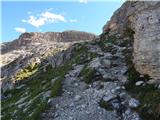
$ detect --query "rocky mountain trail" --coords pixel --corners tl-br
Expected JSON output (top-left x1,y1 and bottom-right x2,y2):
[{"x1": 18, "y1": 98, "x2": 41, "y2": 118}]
[
  {"x1": 41, "y1": 40, "x2": 141, "y2": 120},
  {"x1": 1, "y1": 1, "x2": 160, "y2": 120}
]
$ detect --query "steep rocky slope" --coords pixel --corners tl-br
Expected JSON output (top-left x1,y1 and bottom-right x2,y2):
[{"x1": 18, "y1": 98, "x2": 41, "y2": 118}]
[
  {"x1": 1, "y1": 31, "x2": 96, "y2": 92},
  {"x1": 1, "y1": 1, "x2": 160, "y2": 120}
]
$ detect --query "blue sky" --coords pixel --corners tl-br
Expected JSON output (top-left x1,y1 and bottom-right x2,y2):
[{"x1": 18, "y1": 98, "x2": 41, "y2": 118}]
[{"x1": 1, "y1": 0, "x2": 124, "y2": 42}]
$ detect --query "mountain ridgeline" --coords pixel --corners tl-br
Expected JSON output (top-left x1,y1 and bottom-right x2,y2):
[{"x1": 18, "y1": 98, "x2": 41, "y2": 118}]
[
  {"x1": 1, "y1": 30, "x2": 96, "y2": 54},
  {"x1": 1, "y1": 1, "x2": 160, "y2": 120}
]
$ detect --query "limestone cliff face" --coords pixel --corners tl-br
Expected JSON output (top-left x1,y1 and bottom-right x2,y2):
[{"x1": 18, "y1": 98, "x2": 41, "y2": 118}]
[
  {"x1": 134, "y1": 7, "x2": 160, "y2": 82},
  {"x1": 103, "y1": 1, "x2": 160, "y2": 81},
  {"x1": 2, "y1": 30, "x2": 96, "y2": 53}
]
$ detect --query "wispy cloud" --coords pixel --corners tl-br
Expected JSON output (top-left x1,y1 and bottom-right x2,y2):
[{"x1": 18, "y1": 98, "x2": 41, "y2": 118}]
[
  {"x1": 23, "y1": 11, "x2": 66, "y2": 28},
  {"x1": 79, "y1": 0, "x2": 88, "y2": 4},
  {"x1": 15, "y1": 27, "x2": 26, "y2": 33},
  {"x1": 69, "y1": 19, "x2": 78, "y2": 23}
]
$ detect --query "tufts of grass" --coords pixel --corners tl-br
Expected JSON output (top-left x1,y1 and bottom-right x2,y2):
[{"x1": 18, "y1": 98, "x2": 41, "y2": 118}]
[
  {"x1": 28, "y1": 100, "x2": 48, "y2": 120},
  {"x1": 79, "y1": 66, "x2": 96, "y2": 84},
  {"x1": 99, "y1": 99, "x2": 113, "y2": 111},
  {"x1": 51, "y1": 79, "x2": 62, "y2": 97},
  {"x1": 127, "y1": 83, "x2": 160, "y2": 120}
]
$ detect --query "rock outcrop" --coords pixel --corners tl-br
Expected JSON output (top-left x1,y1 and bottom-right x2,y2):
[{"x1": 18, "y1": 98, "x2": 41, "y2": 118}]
[
  {"x1": 133, "y1": 6, "x2": 160, "y2": 82},
  {"x1": 103, "y1": 1, "x2": 160, "y2": 82}
]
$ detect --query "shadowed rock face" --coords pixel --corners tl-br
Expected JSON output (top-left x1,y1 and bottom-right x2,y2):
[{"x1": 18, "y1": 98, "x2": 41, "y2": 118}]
[
  {"x1": 1, "y1": 30, "x2": 96, "y2": 54},
  {"x1": 103, "y1": 1, "x2": 160, "y2": 82}
]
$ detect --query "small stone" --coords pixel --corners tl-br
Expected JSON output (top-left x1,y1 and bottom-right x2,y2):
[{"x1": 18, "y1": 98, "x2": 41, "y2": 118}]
[
  {"x1": 135, "y1": 81, "x2": 144, "y2": 86},
  {"x1": 54, "y1": 113, "x2": 59, "y2": 117},
  {"x1": 74, "y1": 83, "x2": 78, "y2": 86},
  {"x1": 70, "y1": 103, "x2": 74, "y2": 107},
  {"x1": 47, "y1": 98, "x2": 52, "y2": 104},
  {"x1": 74, "y1": 95, "x2": 81, "y2": 101},
  {"x1": 81, "y1": 104, "x2": 86, "y2": 108},
  {"x1": 119, "y1": 92, "x2": 126, "y2": 98},
  {"x1": 122, "y1": 86, "x2": 125, "y2": 89},
  {"x1": 140, "y1": 75, "x2": 144, "y2": 77},
  {"x1": 103, "y1": 94, "x2": 117, "y2": 102},
  {"x1": 147, "y1": 79, "x2": 157, "y2": 84},
  {"x1": 110, "y1": 99, "x2": 121, "y2": 109},
  {"x1": 111, "y1": 86, "x2": 121, "y2": 95},
  {"x1": 86, "y1": 111, "x2": 90, "y2": 114},
  {"x1": 42, "y1": 90, "x2": 51, "y2": 100},
  {"x1": 101, "y1": 59, "x2": 111, "y2": 68},
  {"x1": 55, "y1": 104, "x2": 59, "y2": 108},
  {"x1": 128, "y1": 98, "x2": 140, "y2": 108}
]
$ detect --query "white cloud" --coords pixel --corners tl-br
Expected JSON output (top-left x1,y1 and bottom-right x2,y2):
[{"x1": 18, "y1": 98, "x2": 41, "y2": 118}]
[
  {"x1": 23, "y1": 11, "x2": 66, "y2": 28},
  {"x1": 42, "y1": 11, "x2": 66, "y2": 22},
  {"x1": 28, "y1": 16, "x2": 46, "y2": 28},
  {"x1": 80, "y1": 0, "x2": 88, "y2": 4},
  {"x1": 15, "y1": 27, "x2": 26, "y2": 33},
  {"x1": 69, "y1": 19, "x2": 78, "y2": 23}
]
